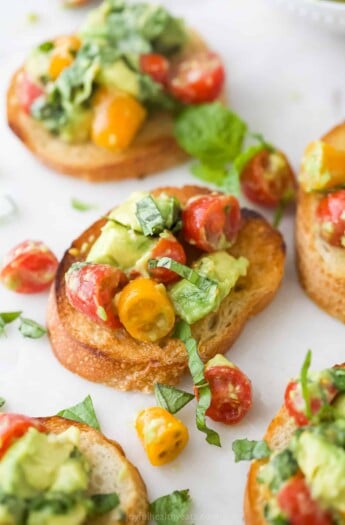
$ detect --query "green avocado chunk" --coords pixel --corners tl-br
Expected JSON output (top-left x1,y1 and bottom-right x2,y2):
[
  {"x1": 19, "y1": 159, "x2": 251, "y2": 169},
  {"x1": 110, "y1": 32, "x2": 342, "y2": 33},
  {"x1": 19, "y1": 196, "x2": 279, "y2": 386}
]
[
  {"x1": 168, "y1": 252, "x2": 249, "y2": 324},
  {"x1": 97, "y1": 59, "x2": 140, "y2": 97},
  {"x1": 296, "y1": 429, "x2": 345, "y2": 513}
]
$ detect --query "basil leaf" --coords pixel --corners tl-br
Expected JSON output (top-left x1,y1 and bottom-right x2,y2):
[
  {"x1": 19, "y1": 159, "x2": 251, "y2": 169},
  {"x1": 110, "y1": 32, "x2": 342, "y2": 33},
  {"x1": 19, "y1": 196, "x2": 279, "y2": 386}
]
[
  {"x1": 136, "y1": 195, "x2": 165, "y2": 236},
  {"x1": 155, "y1": 384, "x2": 194, "y2": 414},
  {"x1": 0, "y1": 398, "x2": 5, "y2": 409},
  {"x1": 57, "y1": 395, "x2": 100, "y2": 430},
  {"x1": 300, "y1": 350, "x2": 312, "y2": 420},
  {"x1": 232, "y1": 439, "x2": 271, "y2": 462},
  {"x1": 19, "y1": 318, "x2": 46, "y2": 339},
  {"x1": 331, "y1": 368, "x2": 345, "y2": 391},
  {"x1": 150, "y1": 489, "x2": 191, "y2": 525},
  {"x1": 191, "y1": 162, "x2": 227, "y2": 187},
  {"x1": 90, "y1": 493, "x2": 120, "y2": 515},
  {"x1": 148, "y1": 257, "x2": 217, "y2": 292},
  {"x1": 174, "y1": 102, "x2": 247, "y2": 167},
  {"x1": 0, "y1": 195, "x2": 17, "y2": 224},
  {"x1": 38, "y1": 41, "x2": 54, "y2": 53},
  {"x1": 71, "y1": 198, "x2": 96, "y2": 212},
  {"x1": 0, "y1": 311, "x2": 22, "y2": 324},
  {"x1": 174, "y1": 320, "x2": 221, "y2": 447}
]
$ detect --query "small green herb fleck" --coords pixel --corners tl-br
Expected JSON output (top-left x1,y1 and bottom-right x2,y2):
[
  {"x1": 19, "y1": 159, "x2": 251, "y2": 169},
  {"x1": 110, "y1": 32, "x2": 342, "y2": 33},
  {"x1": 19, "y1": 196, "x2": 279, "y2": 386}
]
[
  {"x1": 300, "y1": 350, "x2": 312, "y2": 420},
  {"x1": 154, "y1": 384, "x2": 194, "y2": 414},
  {"x1": 38, "y1": 41, "x2": 54, "y2": 53},
  {"x1": 57, "y1": 395, "x2": 100, "y2": 430},
  {"x1": 27, "y1": 12, "x2": 39, "y2": 24},
  {"x1": 19, "y1": 317, "x2": 46, "y2": 339},
  {"x1": 96, "y1": 306, "x2": 107, "y2": 322},
  {"x1": 71, "y1": 198, "x2": 97, "y2": 212},
  {"x1": 0, "y1": 398, "x2": 5, "y2": 409}
]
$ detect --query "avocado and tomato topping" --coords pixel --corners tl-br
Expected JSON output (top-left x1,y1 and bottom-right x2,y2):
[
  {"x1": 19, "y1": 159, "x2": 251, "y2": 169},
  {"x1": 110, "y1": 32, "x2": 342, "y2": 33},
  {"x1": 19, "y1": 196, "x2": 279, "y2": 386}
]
[
  {"x1": 0, "y1": 414, "x2": 119, "y2": 525},
  {"x1": 17, "y1": 0, "x2": 225, "y2": 152},
  {"x1": 64, "y1": 190, "x2": 248, "y2": 343}
]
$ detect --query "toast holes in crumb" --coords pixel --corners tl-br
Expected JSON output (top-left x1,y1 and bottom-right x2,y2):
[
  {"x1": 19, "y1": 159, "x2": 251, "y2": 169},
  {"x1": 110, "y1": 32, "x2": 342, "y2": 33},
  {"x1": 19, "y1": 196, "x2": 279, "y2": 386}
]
[{"x1": 208, "y1": 316, "x2": 218, "y2": 331}]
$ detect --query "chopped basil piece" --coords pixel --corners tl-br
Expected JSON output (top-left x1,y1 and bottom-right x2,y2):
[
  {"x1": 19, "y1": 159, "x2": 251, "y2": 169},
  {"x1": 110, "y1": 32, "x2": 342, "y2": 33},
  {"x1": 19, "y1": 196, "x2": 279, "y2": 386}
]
[
  {"x1": 19, "y1": 317, "x2": 46, "y2": 339},
  {"x1": 0, "y1": 311, "x2": 22, "y2": 324},
  {"x1": 26, "y1": 12, "x2": 39, "y2": 24},
  {"x1": 232, "y1": 439, "x2": 271, "y2": 462},
  {"x1": 258, "y1": 449, "x2": 298, "y2": 492},
  {"x1": 150, "y1": 489, "x2": 191, "y2": 525},
  {"x1": 0, "y1": 398, "x2": 5, "y2": 409},
  {"x1": 57, "y1": 395, "x2": 101, "y2": 430},
  {"x1": 136, "y1": 195, "x2": 165, "y2": 236},
  {"x1": 90, "y1": 493, "x2": 120, "y2": 515},
  {"x1": 0, "y1": 195, "x2": 17, "y2": 224},
  {"x1": 154, "y1": 384, "x2": 194, "y2": 414},
  {"x1": 71, "y1": 198, "x2": 97, "y2": 212},
  {"x1": 174, "y1": 320, "x2": 221, "y2": 447},
  {"x1": 148, "y1": 257, "x2": 217, "y2": 292},
  {"x1": 331, "y1": 368, "x2": 345, "y2": 390},
  {"x1": 300, "y1": 350, "x2": 312, "y2": 420},
  {"x1": 38, "y1": 41, "x2": 54, "y2": 53}
]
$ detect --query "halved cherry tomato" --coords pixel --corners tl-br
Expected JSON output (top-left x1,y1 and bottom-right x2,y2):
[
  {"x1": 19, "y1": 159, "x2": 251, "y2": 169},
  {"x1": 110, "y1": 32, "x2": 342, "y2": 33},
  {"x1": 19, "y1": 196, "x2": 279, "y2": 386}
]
[
  {"x1": 65, "y1": 263, "x2": 127, "y2": 328},
  {"x1": 240, "y1": 149, "x2": 296, "y2": 208},
  {"x1": 148, "y1": 235, "x2": 186, "y2": 284},
  {"x1": 277, "y1": 475, "x2": 332, "y2": 525},
  {"x1": 140, "y1": 53, "x2": 170, "y2": 85},
  {"x1": 195, "y1": 357, "x2": 252, "y2": 424},
  {"x1": 317, "y1": 190, "x2": 345, "y2": 247},
  {"x1": 182, "y1": 194, "x2": 241, "y2": 252},
  {"x1": 16, "y1": 71, "x2": 44, "y2": 114},
  {"x1": 0, "y1": 240, "x2": 58, "y2": 294},
  {"x1": 284, "y1": 379, "x2": 337, "y2": 427},
  {"x1": 91, "y1": 90, "x2": 147, "y2": 151},
  {"x1": 168, "y1": 51, "x2": 225, "y2": 104},
  {"x1": 49, "y1": 35, "x2": 81, "y2": 80},
  {"x1": 117, "y1": 277, "x2": 175, "y2": 342},
  {"x1": 0, "y1": 413, "x2": 45, "y2": 459}
]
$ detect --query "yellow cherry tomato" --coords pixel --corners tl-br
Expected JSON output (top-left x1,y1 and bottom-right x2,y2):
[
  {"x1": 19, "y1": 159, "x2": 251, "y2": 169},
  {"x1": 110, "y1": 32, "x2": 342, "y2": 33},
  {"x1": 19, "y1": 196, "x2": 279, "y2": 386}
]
[
  {"x1": 116, "y1": 277, "x2": 175, "y2": 342},
  {"x1": 49, "y1": 35, "x2": 81, "y2": 80},
  {"x1": 91, "y1": 90, "x2": 147, "y2": 151},
  {"x1": 135, "y1": 406, "x2": 189, "y2": 466}
]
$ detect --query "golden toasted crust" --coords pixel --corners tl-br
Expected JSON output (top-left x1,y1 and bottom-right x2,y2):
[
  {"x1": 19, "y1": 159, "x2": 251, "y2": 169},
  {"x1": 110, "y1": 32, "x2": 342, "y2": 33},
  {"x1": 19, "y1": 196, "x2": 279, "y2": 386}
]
[
  {"x1": 296, "y1": 122, "x2": 345, "y2": 322},
  {"x1": 7, "y1": 32, "x2": 223, "y2": 182},
  {"x1": 38, "y1": 416, "x2": 148, "y2": 525},
  {"x1": 244, "y1": 364, "x2": 345, "y2": 524},
  {"x1": 47, "y1": 185, "x2": 285, "y2": 392}
]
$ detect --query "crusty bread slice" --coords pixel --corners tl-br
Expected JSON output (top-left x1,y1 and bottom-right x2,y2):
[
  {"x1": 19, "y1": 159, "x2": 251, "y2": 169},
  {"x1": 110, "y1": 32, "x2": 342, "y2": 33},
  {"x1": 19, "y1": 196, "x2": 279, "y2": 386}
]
[
  {"x1": 296, "y1": 122, "x2": 345, "y2": 322},
  {"x1": 7, "y1": 32, "x2": 223, "y2": 182},
  {"x1": 244, "y1": 363, "x2": 345, "y2": 524},
  {"x1": 38, "y1": 416, "x2": 148, "y2": 525},
  {"x1": 47, "y1": 185, "x2": 285, "y2": 392}
]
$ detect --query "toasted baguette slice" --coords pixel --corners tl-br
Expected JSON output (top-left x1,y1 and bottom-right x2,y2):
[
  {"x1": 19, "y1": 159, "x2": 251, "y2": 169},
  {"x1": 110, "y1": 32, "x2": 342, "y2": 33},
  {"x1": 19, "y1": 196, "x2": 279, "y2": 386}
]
[
  {"x1": 296, "y1": 122, "x2": 345, "y2": 322},
  {"x1": 7, "y1": 32, "x2": 223, "y2": 182},
  {"x1": 47, "y1": 185, "x2": 285, "y2": 392},
  {"x1": 38, "y1": 416, "x2": 148, "y2": 524}
]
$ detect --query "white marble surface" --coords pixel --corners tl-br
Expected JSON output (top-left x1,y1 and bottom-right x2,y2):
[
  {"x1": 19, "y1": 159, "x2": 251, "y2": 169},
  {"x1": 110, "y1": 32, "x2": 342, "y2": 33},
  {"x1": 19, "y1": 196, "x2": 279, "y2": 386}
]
[{"x1": 0, "y1": 1, "x2": 345, "y2": 523}]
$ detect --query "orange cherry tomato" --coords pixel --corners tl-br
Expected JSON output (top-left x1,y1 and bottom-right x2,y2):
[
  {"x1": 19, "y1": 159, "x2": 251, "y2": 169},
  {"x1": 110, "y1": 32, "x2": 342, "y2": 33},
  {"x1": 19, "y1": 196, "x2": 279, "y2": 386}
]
[
  {"x1": 91, "y1": 90, "x2": 147, "y2": 151},
  {"x1": 317, "y1": 190, "x2": 345, "y2": 247},
  {"x1": 148, "y1": 235, "x2": 186, "y2": 284},
  {"x1": 65, "y1": 263, "x2": 128, "y2": 328},
  {"x1": 0, "y1": 240, "x2": 58, "y2": 294},
  {"x1": 277, "y1": 476, "x2": 332, "y2": 525},
  {"x1": 0, "y1": 413, "x2": 46, "y2": 459},
  {"x1": 48, "y1": 35, "x2": 81, "y2": 80},
  {"x1": 117, "y1": 277, "x2": 175, "y2": 342},
  {"x1": 240, "y1": 149, "x2": 296, "y2": 208}
]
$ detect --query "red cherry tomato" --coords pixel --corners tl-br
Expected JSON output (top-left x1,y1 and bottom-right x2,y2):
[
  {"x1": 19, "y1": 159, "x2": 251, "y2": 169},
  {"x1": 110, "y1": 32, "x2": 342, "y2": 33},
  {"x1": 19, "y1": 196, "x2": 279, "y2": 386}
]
[
  {"x1": 195, "y1": 363, "x2": 252, "y2": 424},
  {"x1": 148, "y1": 235, "x2": 186, "y2": 284},
  {"x1": 240, "y1": 149, "x2": 296, "y2": 208},
  {"x1": 0, "y1": 413, "x2": 45, "y2": 459},
  {"x1": 65, "y1": 263, "x2": 128, "y2": 328},
  {"x1": 16, "y1": 71, "x2": 44, "y2": 114},
  {"x1": 182, "y1": 194, "x2": 241, "y2": 252},
  {"x1": 0, "y1": 240, "x2": 58, "y2": 294},
  {"x1": 284, "y1": 380, "x2": 337, "y2": 427},
  {"x1": 277, "y1": 476, "x2": 332, "y2": 525},
  {"x1": 316, "y1": 190, "x2": 345, "y2": 247},
  {"x1": 140, "y1": 53, "x2": 170, "y2": 85},
  {"x1": 168, "y1": 51, "x2": 225, "y2": 104}
]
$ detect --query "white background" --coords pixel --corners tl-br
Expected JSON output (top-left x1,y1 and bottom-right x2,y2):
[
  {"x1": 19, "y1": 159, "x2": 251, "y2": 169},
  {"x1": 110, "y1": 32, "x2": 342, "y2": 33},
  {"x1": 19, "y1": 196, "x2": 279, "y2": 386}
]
[{"x1": 1, "y1": 1, "x2": 345, "y2": 523}]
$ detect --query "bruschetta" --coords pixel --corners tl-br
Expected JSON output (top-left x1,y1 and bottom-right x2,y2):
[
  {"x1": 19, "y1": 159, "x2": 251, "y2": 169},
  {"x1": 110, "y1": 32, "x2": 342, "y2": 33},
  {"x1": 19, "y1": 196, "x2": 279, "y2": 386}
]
[
  {"x1": 0, "y1": 412, "x2": 148, "y2": 524},
  {"x1": 7, "y1": 0, "x2": 225, "y2": 182},
  {"x1": 296, "y1": 122, "x2": 345, "y2": 322},
  {"x1": 243, "y1": 356, "x2": 345, "y2": 525},
  {"x1": 47, "y1": 184, "x2": 285, "y2": 392}
]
